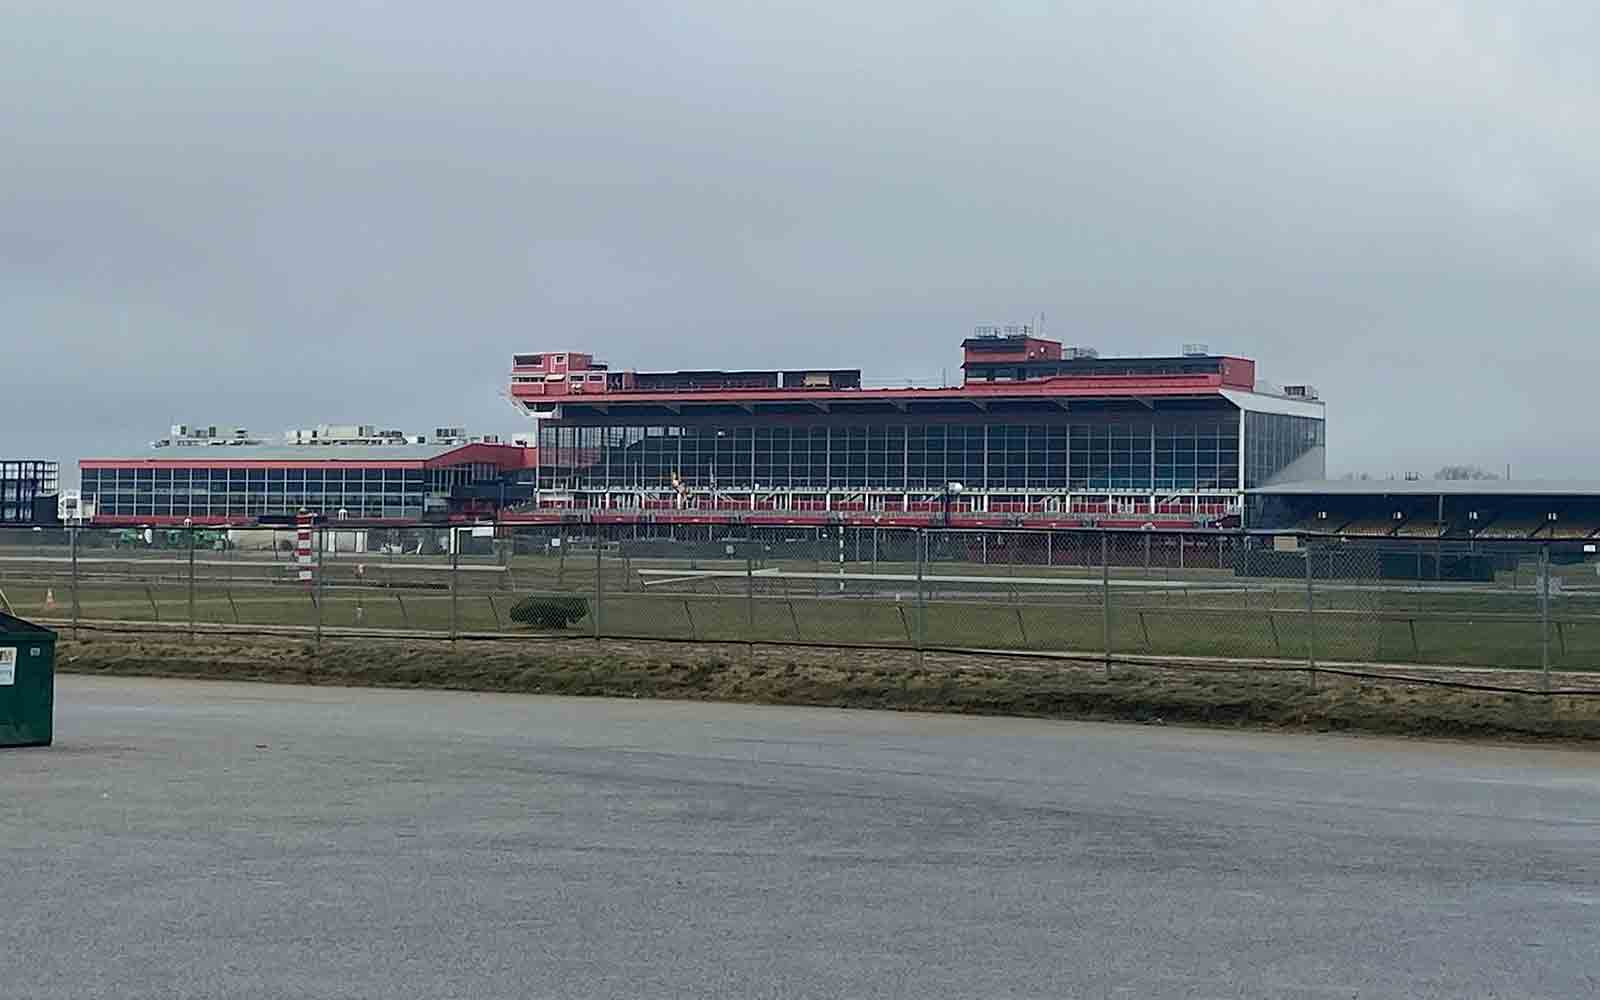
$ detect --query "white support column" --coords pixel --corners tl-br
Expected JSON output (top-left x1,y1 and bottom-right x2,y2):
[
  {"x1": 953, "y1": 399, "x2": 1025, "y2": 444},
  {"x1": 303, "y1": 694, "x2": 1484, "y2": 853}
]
[{"x1": 1237, "y1": 408, "x2": 1247, "y2": 493}]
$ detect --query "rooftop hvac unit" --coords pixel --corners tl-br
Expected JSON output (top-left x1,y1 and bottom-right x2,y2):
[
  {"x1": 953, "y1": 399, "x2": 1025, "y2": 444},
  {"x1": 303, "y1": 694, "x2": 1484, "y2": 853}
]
[
  {"x1": 1182, "y1": 343, "x2": 1209, "y2": 357},
  {"x1": 1283, "y1": 384, "x2": 1320, "y2": 399},
  {"x1": 1064, "y1": 346, "x2": 1099, "y2": 360}
]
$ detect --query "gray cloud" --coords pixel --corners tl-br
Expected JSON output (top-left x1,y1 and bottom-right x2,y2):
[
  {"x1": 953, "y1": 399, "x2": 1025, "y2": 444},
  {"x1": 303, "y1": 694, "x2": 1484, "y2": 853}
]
[{"x1": 4, "y1": 1, "x2": 1597, "y2": 479}]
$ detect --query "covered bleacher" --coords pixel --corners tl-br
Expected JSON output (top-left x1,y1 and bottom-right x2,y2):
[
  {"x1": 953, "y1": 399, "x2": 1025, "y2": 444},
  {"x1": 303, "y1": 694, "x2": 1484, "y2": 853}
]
[{"x1": 1247, "y1": 479, "x2": 1600, "y2": 541}]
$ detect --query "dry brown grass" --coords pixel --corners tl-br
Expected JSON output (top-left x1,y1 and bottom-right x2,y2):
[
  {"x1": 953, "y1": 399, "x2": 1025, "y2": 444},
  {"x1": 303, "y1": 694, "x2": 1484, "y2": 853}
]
[{"x1": 53, "y1": 633, "x2": 1600, "y2": 744}]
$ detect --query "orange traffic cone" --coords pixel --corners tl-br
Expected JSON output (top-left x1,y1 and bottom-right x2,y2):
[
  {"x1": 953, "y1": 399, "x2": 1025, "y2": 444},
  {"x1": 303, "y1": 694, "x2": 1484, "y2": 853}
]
[{"x1": 44, "y1": 588, "x2": 57, "y2": 611}]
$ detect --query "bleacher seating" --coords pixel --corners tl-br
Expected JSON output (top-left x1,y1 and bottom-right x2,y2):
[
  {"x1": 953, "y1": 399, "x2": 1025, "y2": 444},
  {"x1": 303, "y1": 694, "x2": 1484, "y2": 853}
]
[
  {"x1": 1472, "y1": 517, "x2": 1544, "y2": 540},
  {"x1": 1291, "y1": 515, "x2": 1347, "y2": 533},
  {"x1": 1545, "y1": 521, "x2": 1600, "y2": 540},
  {"x1": 1337, "y1": 518, "x2": 1398, "y2": 538},
  {"x1": 1393, "y1": 520, "x2": 1447, "y2": 538}
]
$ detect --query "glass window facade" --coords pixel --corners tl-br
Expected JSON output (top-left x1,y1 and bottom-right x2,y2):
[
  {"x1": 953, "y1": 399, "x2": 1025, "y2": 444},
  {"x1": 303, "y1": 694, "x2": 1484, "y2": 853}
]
[
  {"x1": 1, "y1": 460, "x2": 59, "y2": 523},
  {"x1": 1243, "y1": 412, "x2": 1326, "y2": 488},
  {"x1": 81, "y1": 465, "x2": 429, "y2": 519},
  {"x1": 538, "y1": 412, "x2": 1247, "y2": 493}
]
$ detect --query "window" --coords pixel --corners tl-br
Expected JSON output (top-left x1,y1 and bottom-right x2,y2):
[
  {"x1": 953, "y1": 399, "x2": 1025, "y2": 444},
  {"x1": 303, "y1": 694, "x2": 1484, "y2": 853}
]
[{"x1": 1244, "y1": 412, "x2": 1325, "y2": 488}]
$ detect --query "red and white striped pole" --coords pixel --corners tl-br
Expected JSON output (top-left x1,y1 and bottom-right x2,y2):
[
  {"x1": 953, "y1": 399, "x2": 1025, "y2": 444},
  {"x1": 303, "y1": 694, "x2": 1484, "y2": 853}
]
[{"x1": 296, "y1": 510, "x2": 314, "y2": 588}]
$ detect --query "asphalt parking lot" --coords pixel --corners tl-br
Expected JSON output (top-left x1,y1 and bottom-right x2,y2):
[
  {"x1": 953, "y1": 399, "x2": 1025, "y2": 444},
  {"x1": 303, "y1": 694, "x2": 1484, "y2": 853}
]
[{"x1": 5, "y1": 675, "x2": 1598, "y2": 999}]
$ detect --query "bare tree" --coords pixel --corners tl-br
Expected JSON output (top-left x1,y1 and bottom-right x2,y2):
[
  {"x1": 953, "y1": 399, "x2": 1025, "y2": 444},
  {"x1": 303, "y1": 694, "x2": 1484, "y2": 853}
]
[{"x1": 1433, "y1": 465, "x2": 1500, "y2": 481}]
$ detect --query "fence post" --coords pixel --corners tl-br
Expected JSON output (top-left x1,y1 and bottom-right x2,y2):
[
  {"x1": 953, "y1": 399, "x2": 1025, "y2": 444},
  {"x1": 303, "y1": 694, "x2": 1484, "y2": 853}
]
[
  {"x1": 449, "y1": 528, "x2": 460, "y2": 644},
  {"x1": 1540, "y1": 544, "x2": 1551, "y2": 692},
  {"x1": 187, "y1": 525, "x2": 196, "y2": 642},
  {"x1": 1101, "y1": 532, "x2": 1111, "y2": 675},
  {"x1": 315, "y1": 527, "x2": 325, "y2": 651},
  {"x1": 915, "y1": 529, "x2": 926, "y2": 666},
  {"x1": 746, "y1": 554, "x2": 755, "y2": 659},
  {"x1": 557, "y1": 522, "x2": 567, "y2": 588},
  {"x1": 69, "y1": 524, "x2": 80, "y2": 640},
  {"x1": 1305, "y1": 540, "x2": 1316, "y2": 689},
  {"x1": 594, "y1": 531, "x2": 604, "y2": 641}
]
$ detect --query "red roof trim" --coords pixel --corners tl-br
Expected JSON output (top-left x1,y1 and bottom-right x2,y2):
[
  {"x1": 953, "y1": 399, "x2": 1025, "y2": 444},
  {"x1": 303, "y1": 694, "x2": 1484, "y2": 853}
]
[
  {"x1": 81, "y1": 459, "x2": 428, "y2": 470},
  {"x1": 80, "y1": 444, "x2": 536, "y2": 473},
  {"x1": 422, "y1": 443, "x2": 537, "y2": 471},
  {"x1": 87, "y1": 515, "x2": 427, "y2": 527}
]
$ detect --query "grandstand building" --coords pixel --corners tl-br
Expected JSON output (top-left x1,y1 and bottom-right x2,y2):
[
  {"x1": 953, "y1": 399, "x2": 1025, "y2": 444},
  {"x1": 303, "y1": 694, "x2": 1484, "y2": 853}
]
[
  {"x1": 79, "y1": 423, "x2": 534, "y2": 526},
  {"x1": 0, "y1": 460, "x2": 60, "y2": 525},
  {"x1": 507, "y1": 331, "x2": 1327, "y2": 527}
]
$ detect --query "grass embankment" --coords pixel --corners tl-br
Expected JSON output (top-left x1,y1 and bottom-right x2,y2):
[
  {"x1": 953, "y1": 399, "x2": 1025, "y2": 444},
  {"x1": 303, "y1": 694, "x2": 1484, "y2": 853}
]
[
  {"x1": 10, "y1": 576, "x2": 1600, "y2": 673},
  {"x1": 54, "y1": 633, "x2": 1600, "y2": 744}
]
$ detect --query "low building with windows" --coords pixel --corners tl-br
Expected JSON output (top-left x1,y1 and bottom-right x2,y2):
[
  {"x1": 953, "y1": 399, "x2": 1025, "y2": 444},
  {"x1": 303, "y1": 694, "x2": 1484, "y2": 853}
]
[
  {"x1": 0, "y1": 460, "x2": 60, "y2": 524},
  {"x1": 79, "y1": 424, "x2": 534, "y2": 525}
]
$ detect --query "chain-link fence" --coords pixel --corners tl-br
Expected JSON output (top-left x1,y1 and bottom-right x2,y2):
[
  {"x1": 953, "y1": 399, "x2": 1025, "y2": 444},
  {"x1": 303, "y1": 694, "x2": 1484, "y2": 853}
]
[{"x1": 4, "y1": 523, "x2": 1598, "y2": 686}]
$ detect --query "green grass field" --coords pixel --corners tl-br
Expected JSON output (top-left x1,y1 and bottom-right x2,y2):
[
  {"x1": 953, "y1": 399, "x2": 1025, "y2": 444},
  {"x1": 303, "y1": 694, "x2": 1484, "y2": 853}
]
[{"x1": 4, "y1": 549, "x2": 1599, "y2": 673}]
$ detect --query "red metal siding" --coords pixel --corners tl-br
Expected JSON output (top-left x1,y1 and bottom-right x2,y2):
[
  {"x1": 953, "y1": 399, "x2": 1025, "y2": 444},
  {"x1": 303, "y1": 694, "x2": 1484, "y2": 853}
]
[
  {"x1": 1219, "y1": 357, "x2": 1255, "y2": 389},
  {"x1": 511, "y1": 374, "x2": 1230, "y2": 408},
  {"x1": 960, "y1": 336, "x2": 1063, "y2": 364}
]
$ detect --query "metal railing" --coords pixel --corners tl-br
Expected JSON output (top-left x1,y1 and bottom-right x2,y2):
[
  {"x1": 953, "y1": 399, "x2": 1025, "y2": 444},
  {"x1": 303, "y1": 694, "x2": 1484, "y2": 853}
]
[{"x1": 3, "y1": 523, "x2": 1597, "y2": 691}]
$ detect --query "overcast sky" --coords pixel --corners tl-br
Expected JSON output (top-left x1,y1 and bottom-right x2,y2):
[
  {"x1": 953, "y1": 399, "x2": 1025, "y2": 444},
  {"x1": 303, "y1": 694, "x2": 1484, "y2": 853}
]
[{"x1": 5, "y1": 2, "x2": 1597, "y2": 481}]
